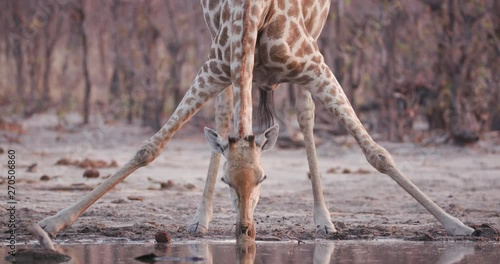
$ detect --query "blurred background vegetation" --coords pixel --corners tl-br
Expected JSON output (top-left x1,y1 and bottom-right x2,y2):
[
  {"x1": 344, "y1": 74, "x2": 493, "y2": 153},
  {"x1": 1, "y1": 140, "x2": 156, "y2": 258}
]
[{"x1": 0, "y1": 0, "x2": 498, "y2": 144}]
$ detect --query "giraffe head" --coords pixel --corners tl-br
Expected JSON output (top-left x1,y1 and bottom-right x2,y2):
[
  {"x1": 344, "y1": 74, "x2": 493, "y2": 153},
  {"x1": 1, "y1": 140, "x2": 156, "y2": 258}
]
[{"x1": 204, "y1": 125, "x2": 279, "y2": 243}]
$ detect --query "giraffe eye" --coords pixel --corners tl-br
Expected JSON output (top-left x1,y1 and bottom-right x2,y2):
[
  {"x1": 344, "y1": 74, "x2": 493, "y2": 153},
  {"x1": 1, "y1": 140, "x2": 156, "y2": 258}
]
[
  {"x1": 257, "y1": 175, "x2": 267, "y2": 184},
  {"x1": 221, "y1": 177, "x2": 232, "y2": 187}
]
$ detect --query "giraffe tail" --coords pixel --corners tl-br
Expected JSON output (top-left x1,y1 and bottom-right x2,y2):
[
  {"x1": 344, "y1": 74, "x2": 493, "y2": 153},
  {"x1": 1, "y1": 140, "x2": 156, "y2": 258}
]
[{"x1": 258, "y1": 89, "x2": 276, "y2": 130}]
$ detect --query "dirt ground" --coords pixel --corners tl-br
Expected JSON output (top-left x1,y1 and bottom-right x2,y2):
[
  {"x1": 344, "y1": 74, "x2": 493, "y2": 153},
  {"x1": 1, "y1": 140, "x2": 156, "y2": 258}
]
[{"x1": 1, "y1": 113, "x2": 499, "y2": 245}]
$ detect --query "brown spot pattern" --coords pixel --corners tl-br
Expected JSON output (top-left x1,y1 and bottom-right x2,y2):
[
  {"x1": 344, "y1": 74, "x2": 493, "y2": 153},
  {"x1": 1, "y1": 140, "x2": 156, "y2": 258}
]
[
  {"x1": 219, "y1": 27, "x2": 229, "y2": 47},
  {"x1": 222, "y1": 4, "x2": 231, "y2": 21},
  {"x1": 267, "y1": 15, "x2": 286, "y2": 39},
  {"x1": 269, "y1": 43, "x2": 289, "y2": 64},
  {"x1": 277, "y1": 0, "x2": 285, "y2": 10},
  {"x1": 287, "y1": 21, "x2": 301, "y2": 47},
  {"x1": 287, "y1": 5, "x2": 299, "y2": 17},
  {"x1": 233, "y1": 24, "x2": 242, "y2": 35}
]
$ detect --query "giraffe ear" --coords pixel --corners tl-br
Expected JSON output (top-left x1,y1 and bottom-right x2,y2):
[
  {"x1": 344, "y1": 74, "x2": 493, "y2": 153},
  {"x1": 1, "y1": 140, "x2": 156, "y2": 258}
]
[
  {"x1": 256, "y1": 125, "x2": 279, "y2": 151},
  {"x1": 204, "y1": 127, "x2": 227, "y2": 154}
]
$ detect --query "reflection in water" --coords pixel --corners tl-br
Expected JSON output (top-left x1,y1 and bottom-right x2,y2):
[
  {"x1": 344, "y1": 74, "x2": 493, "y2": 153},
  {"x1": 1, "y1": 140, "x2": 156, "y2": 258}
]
[
  {"x1": 314, "y1": 243, "x2": 335, "y2": 264},
  {"x1": 236, "y1": 242, "x2": 256, "y2": 264},
  {"x1": 3, "y1": 240, "x2": 499, "y2": 264},
  {"x1": 437, "y1": 244, "x2": 475, "y2": 264}
]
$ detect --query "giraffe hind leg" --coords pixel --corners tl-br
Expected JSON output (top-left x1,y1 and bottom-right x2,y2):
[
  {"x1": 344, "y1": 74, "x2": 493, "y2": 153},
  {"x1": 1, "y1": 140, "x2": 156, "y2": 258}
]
[
  {"x1": 295, "y1": 88, "x2": 336, "y2": 234},
  {"x1": 32, "y1": 59, "x2": 230, "y2": 246},
  {"x1": 188, "y1": 86, "x2": 233, "y2": 233},
  {"x1": 304, "y1": 61, "x2": 473, "y2": 236}
]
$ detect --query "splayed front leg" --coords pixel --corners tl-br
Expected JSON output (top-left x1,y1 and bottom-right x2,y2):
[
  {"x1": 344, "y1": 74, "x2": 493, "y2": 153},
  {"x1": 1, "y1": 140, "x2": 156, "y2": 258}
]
[
  {"x1": 296, "y1": 88, "x2": 337, "y2": 234},
  {"x1": 37, "y1": 209, "x2": 72, "y2": 238},
  {"x1": 34, "y1": 159, "x2": 142, "y2": 240},
  {"x1": 305, "y1": 58, "x2": 474, "y2": 236},
  {"x1": 30, "y1": 59, "x2": 230, "y2": 248},
  {"x1": 188, "y1": 87, "x2": 233, "y2": 234},
  {"x1": 27, "y1": 224, "x2": 56, "y2": 251},
  {"x1": 187, "y1": 152, "x2": 220, "y2": 234},
  {"x1": 363, "y1": 144, "x2": 474, "y2": 235}
]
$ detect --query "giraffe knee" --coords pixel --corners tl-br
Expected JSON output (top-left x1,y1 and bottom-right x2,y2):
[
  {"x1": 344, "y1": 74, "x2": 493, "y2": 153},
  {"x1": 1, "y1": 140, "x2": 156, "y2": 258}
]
[
  {"x1": 365, "y1": 145, "x2": 397, "y2": 174},
  {"x1": 134, "y1": 141, "x2": 160, "y2": 167}
]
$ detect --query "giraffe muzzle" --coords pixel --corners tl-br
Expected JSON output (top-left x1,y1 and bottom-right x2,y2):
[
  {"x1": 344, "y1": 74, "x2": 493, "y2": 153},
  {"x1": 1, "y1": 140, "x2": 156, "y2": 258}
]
[
  {"x1": 236, "y1": 222, "x2": 256, "y2": 242},
  {"x1": 240, "y1": 225, "x2": 251, "y2": 236}
]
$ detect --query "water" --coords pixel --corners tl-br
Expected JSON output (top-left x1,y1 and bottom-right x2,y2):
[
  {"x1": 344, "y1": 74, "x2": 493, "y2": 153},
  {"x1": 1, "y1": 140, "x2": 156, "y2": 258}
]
[{"x1": 3, "y1": 240, "x2": 499, "y2": 264}]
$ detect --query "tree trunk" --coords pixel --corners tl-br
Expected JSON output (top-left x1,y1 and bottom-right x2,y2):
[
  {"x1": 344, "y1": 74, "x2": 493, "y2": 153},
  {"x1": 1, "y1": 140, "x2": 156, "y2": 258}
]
[
  {"x1": 60, "y1": 51, "x2": 71, "y2": 111},
  {"x1": 109, "y1": 67, "x2": 120, "y2": 103},
  {"x1": 382, "y1": 1, "x2": 399, "y2": 141},
  {"x1": 75, "y1": 1, "x2": 92, "y2": 124},
  {"x1": 21, "y1": 34, "x2": 42, "y2": 117},
  {"x1": 126, "y1": 70, "x2": 135, "y2": 124},
  {"x1": 139, "y1": 1, "x2": 160, "y2": 129},
  {"x1": 11, "y1": 2, "x2": 25, "y2": 105},
  {"x1": 40, "y1": 13, "x2": 63, "y2": 109}
]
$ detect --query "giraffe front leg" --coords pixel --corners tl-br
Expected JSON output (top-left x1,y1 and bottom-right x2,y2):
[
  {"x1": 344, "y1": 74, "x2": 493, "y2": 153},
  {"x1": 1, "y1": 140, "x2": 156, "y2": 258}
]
[
  {"x1": 361, "y1": 146, "x2": 474, "y2": 235},
  {"x1": 37, "y1": 160, "x2": 143, "y2": 238},
  {"x1": 306, "y1": 60, "x2": 473, "y2": 236},
  {"x1": 187, "y1": 151, "x2": 220, "y2": 234},
  {"x1": 32, "y1": 59, "x2": 230, "y2": 247},
  {"x1": 296, "y1": 88, "x2": 337, "y2": 235},
  {"x1": 188, "y1": 87, "x2": 233, "y2": 233}
]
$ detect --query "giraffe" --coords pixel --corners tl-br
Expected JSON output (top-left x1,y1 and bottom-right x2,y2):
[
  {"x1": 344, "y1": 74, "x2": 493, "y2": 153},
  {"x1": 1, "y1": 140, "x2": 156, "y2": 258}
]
[{"x1": 31, "y1": 0, "x2": 474, "y2": 247}]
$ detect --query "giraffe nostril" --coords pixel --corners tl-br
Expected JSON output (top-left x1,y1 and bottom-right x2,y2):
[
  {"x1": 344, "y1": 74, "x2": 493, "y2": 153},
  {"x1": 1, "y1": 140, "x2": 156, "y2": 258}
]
[{"x1": 240, "y1": 225, "x2": 254, "y2": 237}]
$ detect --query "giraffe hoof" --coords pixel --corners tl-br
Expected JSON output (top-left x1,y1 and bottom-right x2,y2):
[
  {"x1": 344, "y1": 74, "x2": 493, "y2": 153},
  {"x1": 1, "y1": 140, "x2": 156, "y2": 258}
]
[
  {"x1": 187, "y1": 222, "x2": 208, "y2": 234},
  {"x1": 445, "y1": 222, "x2": 475, "y2": 236},
  {"x1": 315, "y1": 224, "x2": 338, "y2": 235},
  {"x1": 38, "y1": 216, "x2": 63, "y2": 238},
  {"x1": 27, "y1": 223, "x2": 56, "y2": 250}
]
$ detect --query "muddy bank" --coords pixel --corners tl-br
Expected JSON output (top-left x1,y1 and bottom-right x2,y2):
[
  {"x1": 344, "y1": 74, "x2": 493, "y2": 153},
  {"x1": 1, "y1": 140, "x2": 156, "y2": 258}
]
[{"x1": 0, "y1": 114, "x2": 499, "y2": 244}]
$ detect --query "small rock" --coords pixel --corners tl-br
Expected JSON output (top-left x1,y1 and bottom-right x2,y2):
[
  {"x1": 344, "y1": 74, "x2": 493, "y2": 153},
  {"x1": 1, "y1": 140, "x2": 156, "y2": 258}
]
[
  {"x1": 160, "y1": 180, "x2": 174, "y2": 190},
  {"x1": 354, "y1": 168, "x2": 370, "y2": 174},
  {"x1": 27, "y1": 163, "x2": 38, "y2": 173},
  {"x1": 472, "y1": 223, "x2": 500, "y2": 239},
  {"x1": 40, "y1": 175, "x2": 50, "y2": 181},
  {"x1": 127, "y1": 196, "x2": 144, "y2": 201},
  {"x1": 326, "y1": 168, "x2": 337, "y2": 174},
  {"x1": 5, "y1": 248, "x2": 71, "y2": 263},
  {"x1": 184, "y1": 183, "x2": 196, "y2": 190},
  {"x1": 154, "y1": 230, "x2": 171, "y2": 243},
  {"x1": 0, "y1": 147, "x2": 4, "y2": 154},
  {"x1": 333, "y1": 221, "x2": 346, "y2": 229},
  {"x1": 83, "y1": 169, "x2": 100, "y2": 178},
  {"x1": 55, "y1": 158, "x2": 73, "y2": 166},
  {"x1": 449, "y1": 203, "x2": 464, "y2": 212},
  {"x1": 342, "y1": 168, "x2": 352, "y2": 174},
  {"x1": 78, "y1": 158, "x2": 108, "y2": 169},
  {"x1": 111, "y1": 199, "x2": 126, "y2": 204},
  {"x1": 110, "y1": 160, "x2": 118, "y2": 167}
]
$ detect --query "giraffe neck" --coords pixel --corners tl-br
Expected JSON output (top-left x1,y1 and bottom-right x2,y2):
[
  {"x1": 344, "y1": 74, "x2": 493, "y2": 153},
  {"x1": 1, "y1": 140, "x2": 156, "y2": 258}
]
[{"x1": 230, "y1": 1, "x2": 265, "y2": 138}]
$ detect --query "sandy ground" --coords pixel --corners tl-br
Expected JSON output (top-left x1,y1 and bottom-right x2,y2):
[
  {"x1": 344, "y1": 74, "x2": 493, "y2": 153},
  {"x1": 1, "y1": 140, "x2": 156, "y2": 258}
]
[{"x1": 1, "y1": 113, "x2": 499, "y2": 245}]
